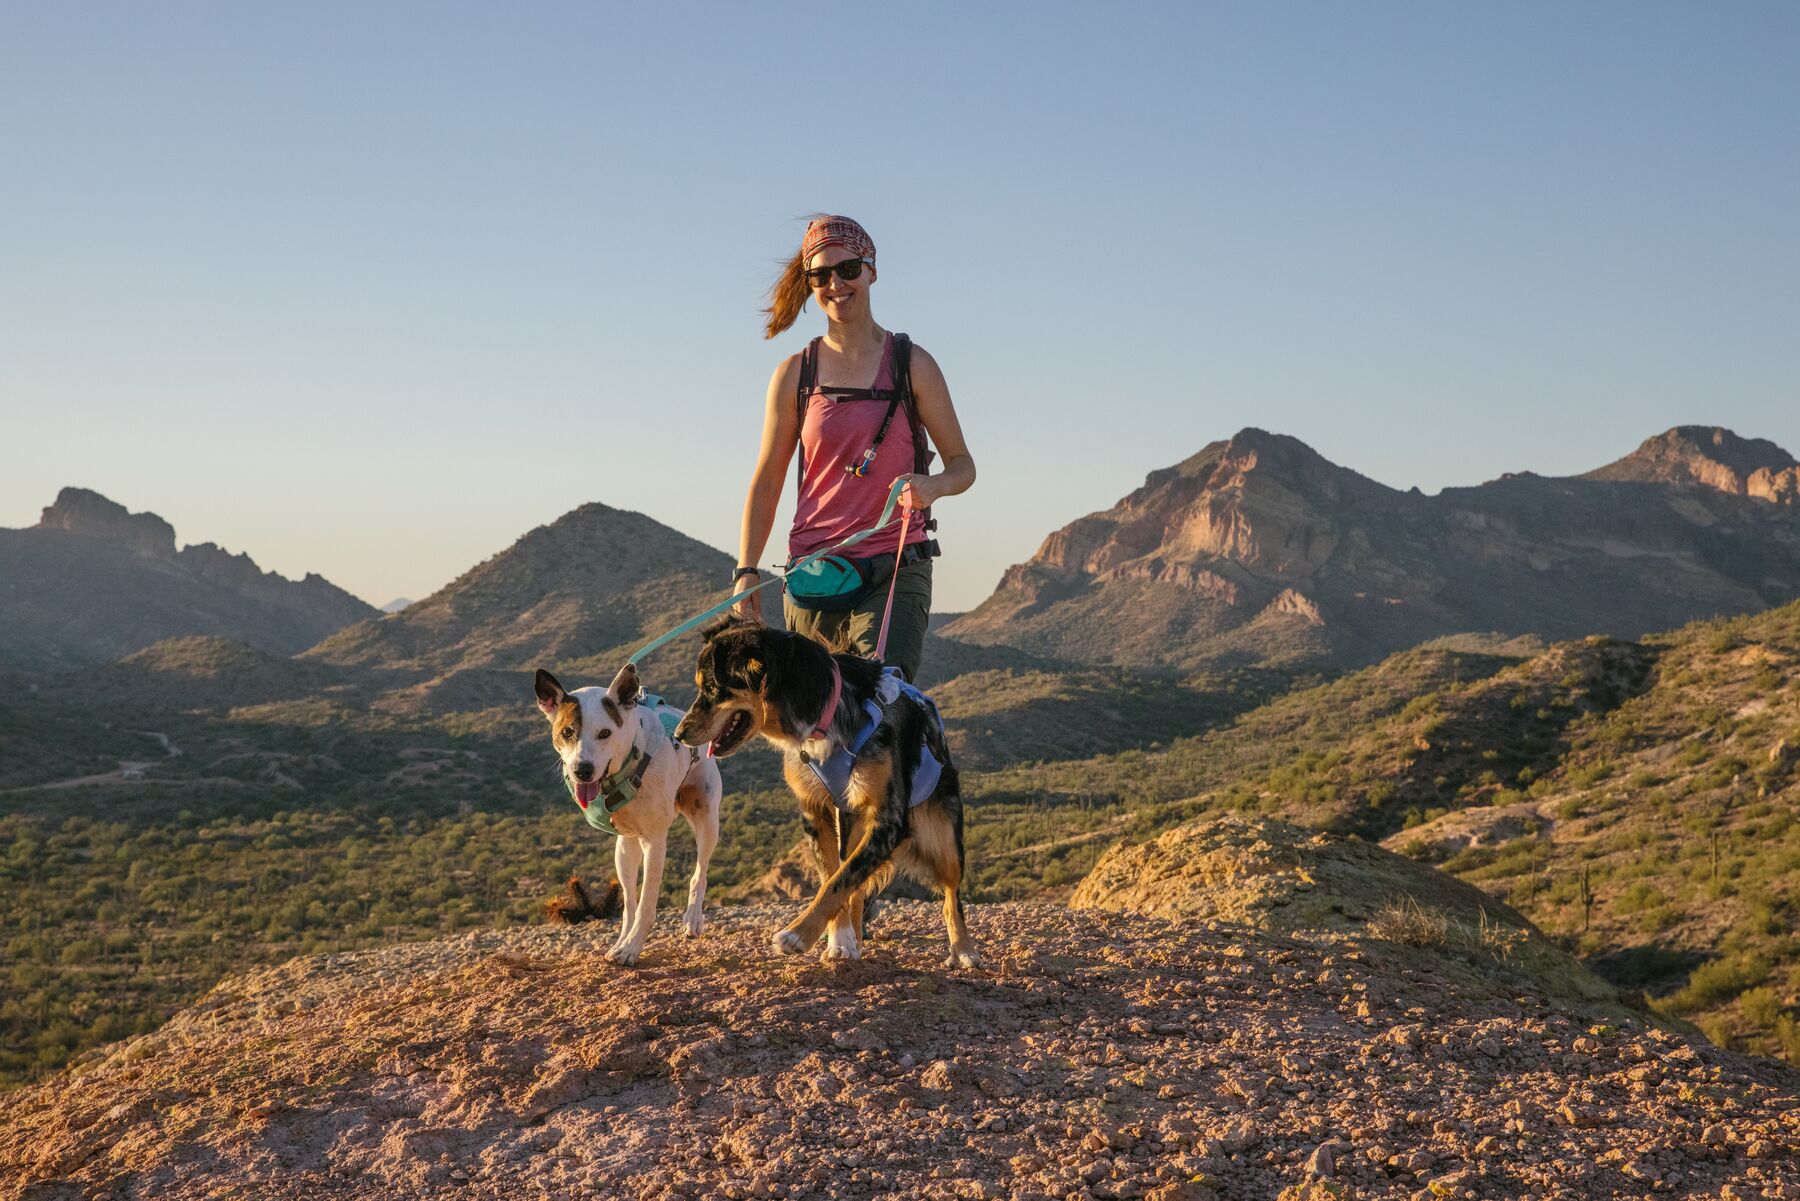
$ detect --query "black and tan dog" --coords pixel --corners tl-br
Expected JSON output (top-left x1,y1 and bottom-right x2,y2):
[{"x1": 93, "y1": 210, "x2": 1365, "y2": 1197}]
[{"x1": 673, "y1": 617, "x2": 979, "y2": 968}]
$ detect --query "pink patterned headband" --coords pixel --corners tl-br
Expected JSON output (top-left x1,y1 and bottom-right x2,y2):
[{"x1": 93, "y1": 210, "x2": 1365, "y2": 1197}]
[{"x1": 800, "y1": 215, "x2": 875, "y2": 268}]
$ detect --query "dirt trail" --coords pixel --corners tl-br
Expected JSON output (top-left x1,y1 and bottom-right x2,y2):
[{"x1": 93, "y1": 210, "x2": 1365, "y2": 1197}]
[{"x1": 3, "y1": 731, "x2": 191, "y2": 794}]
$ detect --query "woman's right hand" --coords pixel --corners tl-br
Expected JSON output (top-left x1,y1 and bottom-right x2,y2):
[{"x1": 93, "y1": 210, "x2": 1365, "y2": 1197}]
[{"x1": 731, "y1": 574, "x2": 764, "y2": 624}]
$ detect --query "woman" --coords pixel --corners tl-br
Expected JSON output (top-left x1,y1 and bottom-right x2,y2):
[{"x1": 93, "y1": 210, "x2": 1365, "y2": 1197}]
[{"x1": 730, "y1": 215, "x2": 975, "y2": 682}]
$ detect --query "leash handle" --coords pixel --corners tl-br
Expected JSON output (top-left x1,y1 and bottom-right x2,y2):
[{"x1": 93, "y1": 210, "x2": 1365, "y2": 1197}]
[
  {"x1": 872, "y1": 504, "x2": 913, "y2": 662},
  {"x1": 624, "y1": 478, "x2": 910, "y2": 667}
]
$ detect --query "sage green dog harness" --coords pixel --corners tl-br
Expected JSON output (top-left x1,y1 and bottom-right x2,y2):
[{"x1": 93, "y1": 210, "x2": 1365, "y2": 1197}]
[{"x1": 563, "y1": 695, "x2": 688, "y2": 836}]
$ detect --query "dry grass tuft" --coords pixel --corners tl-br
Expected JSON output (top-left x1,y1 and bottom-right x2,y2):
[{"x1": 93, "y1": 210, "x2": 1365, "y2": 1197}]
[{"x1": 1368, "y1": 895, "x2": 1527, "y2": 964}]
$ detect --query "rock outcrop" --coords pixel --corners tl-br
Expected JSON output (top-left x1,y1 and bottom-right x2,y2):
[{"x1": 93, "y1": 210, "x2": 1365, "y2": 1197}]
[
  {"x1": 1585, "y1": 426, "x2": 1800, "y2": 504},
  {"x1": 36, "y1": 487, "x2": 178, "y2": 557},
  {"x1": 1071, "y1": 815, "x2": 1625, "y2": 1017},
  {"x1": 1, "y1": 904, "x2": 1794, "y2": 1201}
]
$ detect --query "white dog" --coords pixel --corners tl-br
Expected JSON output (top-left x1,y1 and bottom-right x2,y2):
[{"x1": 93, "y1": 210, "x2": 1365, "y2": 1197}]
[{"x1": 534, "y1": 662, "x2": 722, "y2": 966}]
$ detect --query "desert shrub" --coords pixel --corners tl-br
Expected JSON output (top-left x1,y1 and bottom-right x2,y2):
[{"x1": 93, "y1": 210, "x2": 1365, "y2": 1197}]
[
  {"x1": 1777, "y1": 1015, "x2": 1800, "y2": 1064},
  {"x1": 1614, "y1": 881, "x2": 1665, "y2": 915},
  {"x1": 1565, "y1": 762, "x2": 1613, "y2": 788},
  {"x1": 1695, "y1": 1012, "x2": 1735, "y2": 1049},
  {"x1": 1674, "y1": 739, "x2": 1712, "y2": 768},
  {"x1": 1666, "y1": 954, "x2": 1770, "y2": 1014},
  {"x1": 1738, "y1": 987, "x2": 1784, "y2": 1030},
  {"x1": 1399, "y1": 695, "x2": 1439, "y2": 721}
]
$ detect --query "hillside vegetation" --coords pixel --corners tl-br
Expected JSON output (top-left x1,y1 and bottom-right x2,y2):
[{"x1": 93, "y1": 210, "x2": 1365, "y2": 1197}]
[{"x1": 1399, "y1": 602, "x2": 1800, "y2": 1062}]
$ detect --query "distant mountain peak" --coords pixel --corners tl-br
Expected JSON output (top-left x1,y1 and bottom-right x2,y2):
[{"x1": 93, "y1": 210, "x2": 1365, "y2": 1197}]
[
  {"x1": 1584, "y1": 426, "x2": 1799, "y2": 503},
  {"x1": 303, "y1": 500, "x2": 733, "y2": 684},
  {"x1": 4, "y1": 489, "x2": 377, "y2": 668}
]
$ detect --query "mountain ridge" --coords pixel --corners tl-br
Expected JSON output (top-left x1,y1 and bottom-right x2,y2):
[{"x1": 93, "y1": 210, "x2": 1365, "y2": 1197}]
[
  {"x1": 0, "y1": 488, "x2": 377, "y2": 669},
  {"x1": 945, "y1": 426, "x2": 1800, "y2": 670}
]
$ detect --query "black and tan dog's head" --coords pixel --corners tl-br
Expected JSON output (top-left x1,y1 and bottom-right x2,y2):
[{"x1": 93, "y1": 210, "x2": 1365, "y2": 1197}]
[
  {"x1": 534, "y1": 663, "x2": 640, "y2": 810},
  {"x1": 674, "y1": 617, "x2": 835, "y2": 756}
]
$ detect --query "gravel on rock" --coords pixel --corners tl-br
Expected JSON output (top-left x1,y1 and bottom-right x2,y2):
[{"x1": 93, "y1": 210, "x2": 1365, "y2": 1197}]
[{"x1": 1, "y1": 903, "x2": 1796, "y2": 1201}]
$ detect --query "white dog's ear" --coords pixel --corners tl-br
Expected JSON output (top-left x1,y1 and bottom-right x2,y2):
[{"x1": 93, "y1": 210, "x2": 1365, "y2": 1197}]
[
  {"x1": 607, "y1": 662, "x2": 642, "y2": 706},
  {"x1": 534, "y1": 669, "x2": 567, "y2": 719}
]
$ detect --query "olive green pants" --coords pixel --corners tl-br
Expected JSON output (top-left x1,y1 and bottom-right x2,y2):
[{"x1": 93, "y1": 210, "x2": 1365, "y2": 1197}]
[{"x1": 784, "y1": 558, "x2": 932, "y2": 682}]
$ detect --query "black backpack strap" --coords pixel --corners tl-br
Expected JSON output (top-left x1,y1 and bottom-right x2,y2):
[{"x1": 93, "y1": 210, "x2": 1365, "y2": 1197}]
[
  {"x1": 891, "y1": 334, "x2": 939, "y2": 535},
  {"x1": 794, "y1": 337, "x2": 821, "y2": 501}
]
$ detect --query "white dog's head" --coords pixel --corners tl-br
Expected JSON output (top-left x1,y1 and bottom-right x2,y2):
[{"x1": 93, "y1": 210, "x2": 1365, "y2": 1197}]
[{"x1": 534, "y1": 663, "x2": 641, "y2": 812}]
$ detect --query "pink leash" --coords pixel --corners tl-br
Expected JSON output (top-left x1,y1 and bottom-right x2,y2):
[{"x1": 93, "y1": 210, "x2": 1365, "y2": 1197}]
[{"x1": 872, "y1": 505, "x2": 913, "y2": 662}]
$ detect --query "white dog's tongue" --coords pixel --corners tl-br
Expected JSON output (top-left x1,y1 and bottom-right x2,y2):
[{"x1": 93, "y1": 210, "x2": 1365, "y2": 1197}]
[{"x1": 573, "y1": 779, "x2": 601, "y2": 808}]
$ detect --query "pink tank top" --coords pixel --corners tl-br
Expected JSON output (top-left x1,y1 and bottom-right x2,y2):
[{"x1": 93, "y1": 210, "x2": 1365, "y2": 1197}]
[{"x1": 789, "y1": 333, "x2": 930, "y2": 560}]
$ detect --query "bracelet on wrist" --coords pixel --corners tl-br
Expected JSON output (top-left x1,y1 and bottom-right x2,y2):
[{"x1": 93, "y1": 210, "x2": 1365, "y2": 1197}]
[{"x1": 732, "y1": 566, "x2": 762, "y2": 584}]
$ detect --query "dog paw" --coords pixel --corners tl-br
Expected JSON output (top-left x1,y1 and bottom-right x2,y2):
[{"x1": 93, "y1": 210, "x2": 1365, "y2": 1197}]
[
  {"x1": 771, "y1": 928, "x2": 808, "y2": 955},
  {"x1": 606, "y1": 943, "x2": 643, "y2": 967},
  {"x1": 683, "y1": 910, "x2": 705, "y2": 937},
  {"x1": 823, "y1": 930, "x2": 861, "y2": 961},
  {"x1": 944, "y1": 948, "x2": 982, "y2": 970}
]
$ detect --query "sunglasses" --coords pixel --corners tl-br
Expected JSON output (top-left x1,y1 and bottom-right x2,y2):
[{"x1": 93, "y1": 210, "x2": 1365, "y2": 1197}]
[{"x1": 803, "y1": 258, "x2": 872, "y2": 288}]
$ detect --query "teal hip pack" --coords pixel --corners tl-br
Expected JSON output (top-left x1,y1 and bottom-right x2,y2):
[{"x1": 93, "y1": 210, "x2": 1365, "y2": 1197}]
[{"x1": 784, "y1": 553, "x2": 892, "y2": 612}]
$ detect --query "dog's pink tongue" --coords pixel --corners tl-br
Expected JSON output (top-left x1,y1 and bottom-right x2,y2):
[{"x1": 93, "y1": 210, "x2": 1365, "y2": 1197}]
[
  {"x1": 705, "y1": 740, "x2": 717, "y2": 759},
  {"x1": 573, "y1": 780, "x2": 601, "y2": 808}
]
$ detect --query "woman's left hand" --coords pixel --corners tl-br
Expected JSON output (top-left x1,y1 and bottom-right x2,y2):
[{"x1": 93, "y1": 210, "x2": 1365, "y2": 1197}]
[{"x1": 894, "y1": 473, "x2": 939, "y2": 512}]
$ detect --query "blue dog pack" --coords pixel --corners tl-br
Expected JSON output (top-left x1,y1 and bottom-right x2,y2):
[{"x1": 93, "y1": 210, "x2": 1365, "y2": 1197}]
[{"x1": 804, "y1": 667, "x2": 944, "y2": 810}]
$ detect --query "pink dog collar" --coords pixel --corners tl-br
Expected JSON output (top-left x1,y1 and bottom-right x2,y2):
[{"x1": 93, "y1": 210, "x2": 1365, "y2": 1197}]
[{"x1": 810, "y1": 660, "x2": 843, "y2": 739}]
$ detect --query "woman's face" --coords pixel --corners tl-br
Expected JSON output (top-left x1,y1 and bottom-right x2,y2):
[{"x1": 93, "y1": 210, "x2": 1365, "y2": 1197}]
[{"x1": 806, "y1": 246, "x2": 873, "y2": 323}]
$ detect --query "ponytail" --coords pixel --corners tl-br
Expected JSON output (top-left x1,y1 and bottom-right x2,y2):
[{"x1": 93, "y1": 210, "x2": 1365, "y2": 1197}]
[{"x1": 763, "y1": 247, "x2": 810, "y2": 340}]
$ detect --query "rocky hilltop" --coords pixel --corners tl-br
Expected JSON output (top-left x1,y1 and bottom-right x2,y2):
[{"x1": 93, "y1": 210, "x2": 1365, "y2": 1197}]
[
  {"x1": 1071, "y1": 816, "x2": 1627, "y2": 1019},
  {"x1": 1586, "y1": 426, "x2": 1800, "y2": 504},
  {"x1": 0, "y1": 488, "x2": 376, "y2": 669},
  {"x1": 3, "y1": 901, "x2": 1796, "y2": 1201},
  {"x1": 945, "y1": 427, "x2": 1800, "y2": 670}
]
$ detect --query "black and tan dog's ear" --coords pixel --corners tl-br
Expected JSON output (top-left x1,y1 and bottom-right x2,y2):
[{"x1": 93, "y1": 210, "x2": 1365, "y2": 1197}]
[
  {"x1": 700, "y1": 613, "x2": 759, "y2": 643},
  {"x1": 534, "y1": 669, "x2": 567, "y2": 719},
  {"x1": 607, "y1": 662, "x2": 642, "y2": 706}
]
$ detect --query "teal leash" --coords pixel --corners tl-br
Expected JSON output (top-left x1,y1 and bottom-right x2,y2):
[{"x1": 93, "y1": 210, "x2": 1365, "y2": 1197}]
[
  {"x1": 623, "y1": 478, "x2": 910, "y2": 668},
  {"x1": 578, "y1": 480, "x2": 911, "y2": 836}
]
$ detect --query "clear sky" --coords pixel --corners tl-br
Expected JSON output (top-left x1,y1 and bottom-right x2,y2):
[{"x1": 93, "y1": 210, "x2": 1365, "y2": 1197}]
[{"x1": 3, "y1": 2, "x2": 1796, "y2": 613}]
